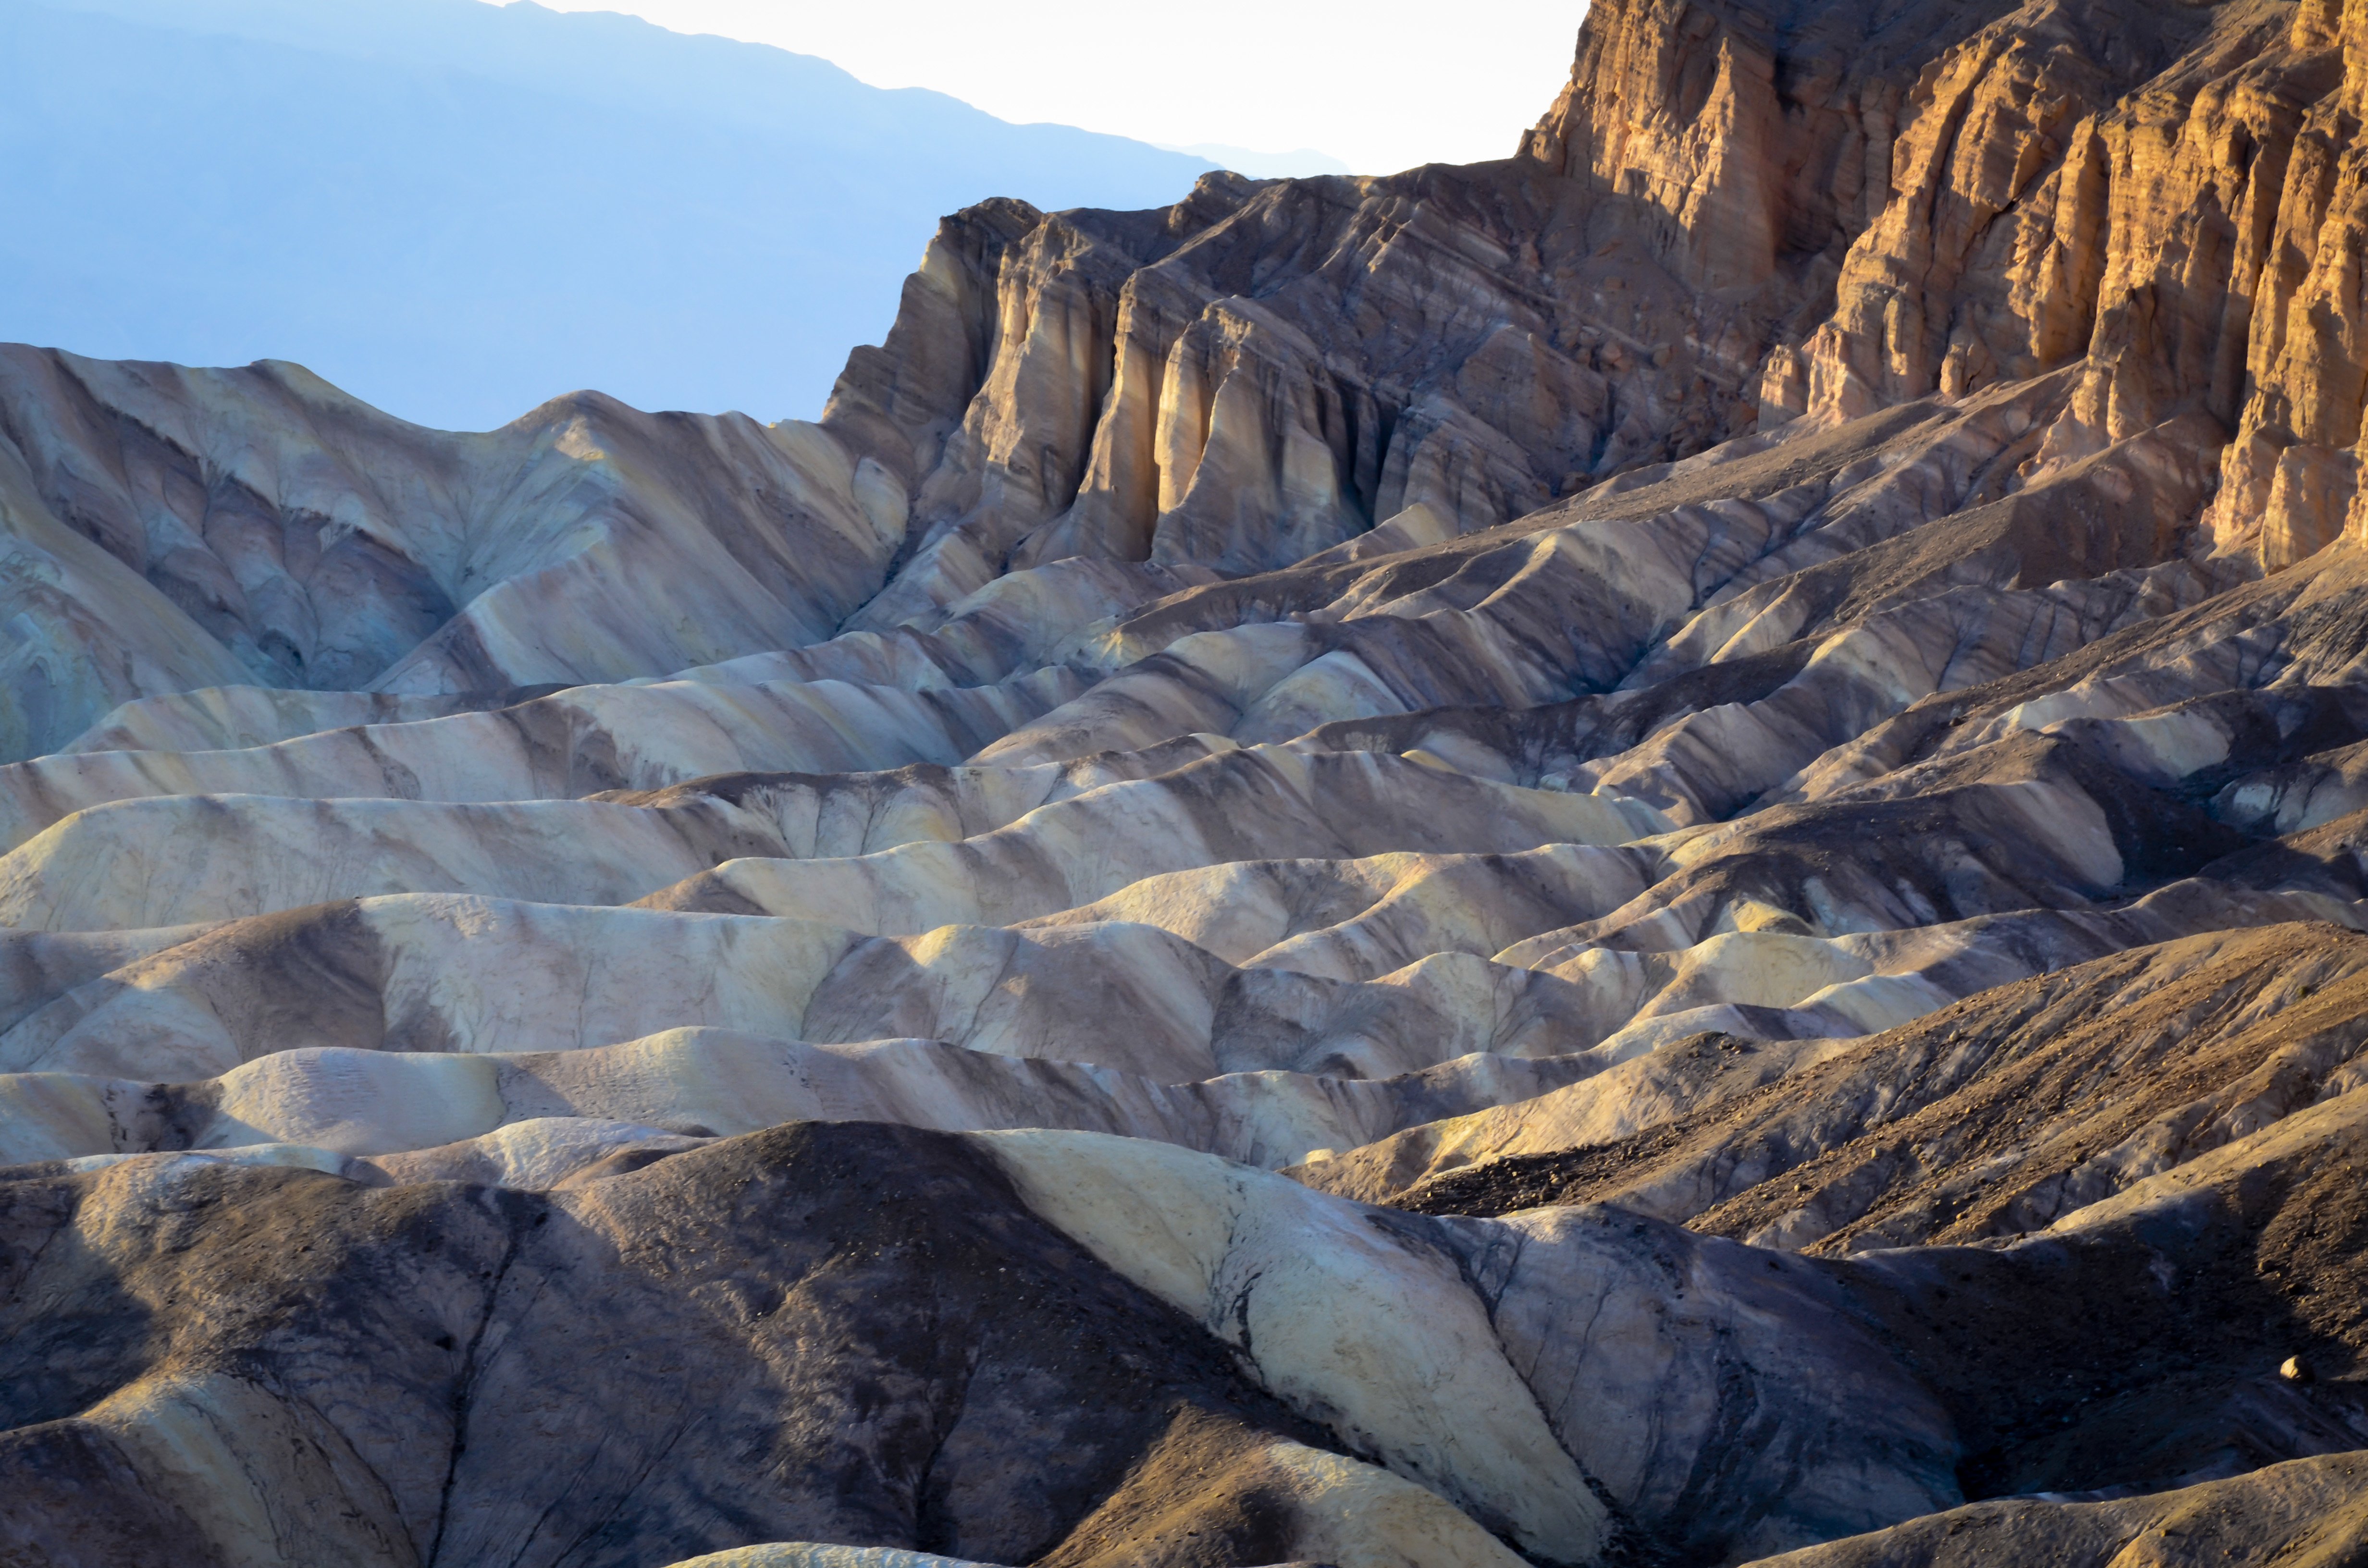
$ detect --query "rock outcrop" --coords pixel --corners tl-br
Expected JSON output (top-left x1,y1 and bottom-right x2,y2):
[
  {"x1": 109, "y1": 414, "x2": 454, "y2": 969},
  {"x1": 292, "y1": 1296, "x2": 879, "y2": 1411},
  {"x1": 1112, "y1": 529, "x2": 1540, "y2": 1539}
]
[{"x1": 14, "y1": 0, "x2": 2368, "y2": 1560}]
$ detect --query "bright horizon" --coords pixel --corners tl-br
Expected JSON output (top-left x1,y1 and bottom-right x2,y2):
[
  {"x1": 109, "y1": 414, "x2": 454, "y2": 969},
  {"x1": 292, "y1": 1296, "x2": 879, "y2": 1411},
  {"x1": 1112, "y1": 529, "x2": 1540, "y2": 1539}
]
[{"x1": 485, "y1": 0, "x2": 1588, "y2": 176}]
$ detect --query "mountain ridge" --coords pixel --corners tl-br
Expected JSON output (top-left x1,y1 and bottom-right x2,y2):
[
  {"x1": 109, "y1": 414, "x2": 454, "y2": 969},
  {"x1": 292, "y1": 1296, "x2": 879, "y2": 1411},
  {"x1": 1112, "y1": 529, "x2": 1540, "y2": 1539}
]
[
  {"x1": 0, "y1": 0, "x2": 1217, "y2": 429},
  {"x1": 9, "y1": 0, "x2": 2368, "y2": 1562}
]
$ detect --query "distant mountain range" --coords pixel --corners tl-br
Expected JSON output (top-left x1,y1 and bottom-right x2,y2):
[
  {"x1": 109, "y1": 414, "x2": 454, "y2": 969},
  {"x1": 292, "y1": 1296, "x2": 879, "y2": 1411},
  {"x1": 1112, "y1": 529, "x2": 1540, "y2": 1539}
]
[{"x1": 0, "y1": 0, "x2": 1222, "y2": 429}]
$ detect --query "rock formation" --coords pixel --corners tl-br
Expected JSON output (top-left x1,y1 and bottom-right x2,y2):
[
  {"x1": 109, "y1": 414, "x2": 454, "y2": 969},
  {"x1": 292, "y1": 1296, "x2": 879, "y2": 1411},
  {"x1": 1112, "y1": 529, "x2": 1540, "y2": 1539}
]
[{"x1": 11, "y1": 0, "x2": 2368, "y2": 1560}]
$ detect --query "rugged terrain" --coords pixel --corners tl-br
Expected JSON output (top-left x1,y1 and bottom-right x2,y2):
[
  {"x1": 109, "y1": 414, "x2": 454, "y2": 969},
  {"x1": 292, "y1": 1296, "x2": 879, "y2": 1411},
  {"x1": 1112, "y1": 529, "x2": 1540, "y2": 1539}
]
[{"x1": 9, "y1": 0, "x2": 2368, "y2": 1561}]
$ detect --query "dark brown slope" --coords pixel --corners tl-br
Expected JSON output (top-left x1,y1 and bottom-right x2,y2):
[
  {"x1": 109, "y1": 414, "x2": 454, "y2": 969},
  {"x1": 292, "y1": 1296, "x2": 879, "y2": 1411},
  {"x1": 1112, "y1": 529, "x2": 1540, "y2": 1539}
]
[
  {"x1": 1332, "y1": 969, "x2": 2368, "y2": 1507},
  {"x1": 1739, "y1": 1451, "x2": 2368, "y2": 1566},
  {"x1": 1323, "y1": 922, "x2": 2368, "y2": 1253},
  {"x1": 0, "y1": 1123, "x2": 1335, "y2": 1568},
  {"x1": 11, "y1": 1116, "x2": 2368, "y2": 1566},
  {"x1": 1317, "y1": 920, "x2": 2368, "y2": 1498}
]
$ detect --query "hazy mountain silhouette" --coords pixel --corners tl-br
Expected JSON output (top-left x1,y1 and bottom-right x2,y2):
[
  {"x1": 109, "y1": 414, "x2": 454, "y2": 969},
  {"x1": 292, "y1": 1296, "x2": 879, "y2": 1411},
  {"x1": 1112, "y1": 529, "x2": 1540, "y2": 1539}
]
[{"x1": 0, "y1": 0, "x2": 1216, "y2": 429}]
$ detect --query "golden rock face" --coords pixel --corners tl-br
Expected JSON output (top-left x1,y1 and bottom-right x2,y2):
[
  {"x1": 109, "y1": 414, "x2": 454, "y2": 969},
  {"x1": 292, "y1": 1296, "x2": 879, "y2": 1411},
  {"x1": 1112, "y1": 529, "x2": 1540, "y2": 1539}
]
[{"x1": 1523, "y1": 0, "x2": 2368, "y2": 577}]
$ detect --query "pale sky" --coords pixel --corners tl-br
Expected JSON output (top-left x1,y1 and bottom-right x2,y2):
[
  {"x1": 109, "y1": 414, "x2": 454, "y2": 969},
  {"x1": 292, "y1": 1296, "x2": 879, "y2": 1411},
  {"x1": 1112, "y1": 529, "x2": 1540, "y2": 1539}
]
[{"x1": 494, "y1": 0, "x2": 1587, "y2": 175}]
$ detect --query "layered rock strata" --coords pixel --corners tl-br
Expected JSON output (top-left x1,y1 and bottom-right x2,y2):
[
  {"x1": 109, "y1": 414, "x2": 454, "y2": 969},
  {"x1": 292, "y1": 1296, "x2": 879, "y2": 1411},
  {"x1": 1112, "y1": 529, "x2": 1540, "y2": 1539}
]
[{"x1": 14, "y1": 0, "x2": 2368, "y2": 1560}]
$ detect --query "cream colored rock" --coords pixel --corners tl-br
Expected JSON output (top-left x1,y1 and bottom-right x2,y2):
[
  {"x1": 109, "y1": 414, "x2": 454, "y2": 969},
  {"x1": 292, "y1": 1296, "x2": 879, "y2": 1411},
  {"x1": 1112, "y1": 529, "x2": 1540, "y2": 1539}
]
[
  {"x1": 983, "y1": 1129, "x2": 1960, "y2": 1562},
  {"x1": 652, "y1": 748, "x2": 1670, "y2": 931},
  {"x1": 359, "y1": 1116, "x2": 709, "y2": 1188},
  {"x1": 16, "y1": 0, "x2": 2368, "y2": 1551},
  {"x1": 0, "y1": 895, "x2": 857, "y2": 1077},
  {"x1": 0, "y1": 1031, "x2": 1616, "y2": 1175},
  {"x1": 981, "y1": 1128, "x2": 1611, "y2": 1562},
  {"x1": 1018, "y1": 842, "x2": 1656, "y2": 980},
  {"x1": 1239, "y1": 1442, "x2": 1535, "y2": 1568},
  {"x1": 0, "y1": 892, "x2": 1645, "y2": 1087},
  {"x1": 0, "y1": 796, "x2": 731, "y2": 931},
  {"x1": 0, "y1": 668, "x2": 1087, "y2": 852}
]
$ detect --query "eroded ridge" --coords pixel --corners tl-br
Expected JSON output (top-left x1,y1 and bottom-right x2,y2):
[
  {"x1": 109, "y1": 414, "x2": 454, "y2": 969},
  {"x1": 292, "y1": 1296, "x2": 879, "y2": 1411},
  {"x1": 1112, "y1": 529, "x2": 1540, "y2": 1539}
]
[{"x1": 10, "y1": 0, "x2": 2368, "y2": 1560}]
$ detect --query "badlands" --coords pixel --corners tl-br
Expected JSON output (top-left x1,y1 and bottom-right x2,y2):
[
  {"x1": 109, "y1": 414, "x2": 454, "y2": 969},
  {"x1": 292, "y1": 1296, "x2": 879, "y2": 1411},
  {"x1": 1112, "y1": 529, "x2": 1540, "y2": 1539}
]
[{"x1": 14, "y1": 0, "x2": 2368, "y2": 1558}]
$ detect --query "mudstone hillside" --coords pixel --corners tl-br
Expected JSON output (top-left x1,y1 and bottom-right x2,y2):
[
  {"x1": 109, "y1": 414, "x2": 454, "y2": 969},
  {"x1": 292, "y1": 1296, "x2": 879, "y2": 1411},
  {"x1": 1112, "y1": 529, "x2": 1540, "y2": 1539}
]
[{"x1": 8, "y1": 0, "x2": 2368, "y2": 1562}]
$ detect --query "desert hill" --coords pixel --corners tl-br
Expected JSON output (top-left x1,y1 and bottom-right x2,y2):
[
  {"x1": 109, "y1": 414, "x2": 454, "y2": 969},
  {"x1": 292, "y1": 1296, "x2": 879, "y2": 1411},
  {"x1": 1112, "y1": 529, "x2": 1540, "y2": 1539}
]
[{"x1": 8, "y1": 0, "x2": 2368, "y2": 1561}]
